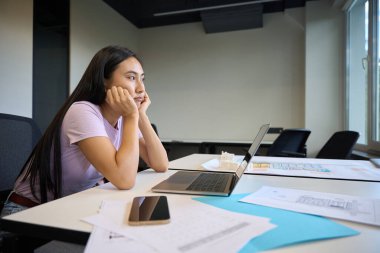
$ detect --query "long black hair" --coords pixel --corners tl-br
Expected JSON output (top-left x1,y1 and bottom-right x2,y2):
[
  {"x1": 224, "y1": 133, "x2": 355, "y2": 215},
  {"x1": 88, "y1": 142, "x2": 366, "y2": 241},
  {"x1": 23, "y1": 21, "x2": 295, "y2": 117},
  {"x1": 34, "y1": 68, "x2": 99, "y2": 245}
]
[{"x1": 20, "y1": 45, "x2": 137, "y2": 203}]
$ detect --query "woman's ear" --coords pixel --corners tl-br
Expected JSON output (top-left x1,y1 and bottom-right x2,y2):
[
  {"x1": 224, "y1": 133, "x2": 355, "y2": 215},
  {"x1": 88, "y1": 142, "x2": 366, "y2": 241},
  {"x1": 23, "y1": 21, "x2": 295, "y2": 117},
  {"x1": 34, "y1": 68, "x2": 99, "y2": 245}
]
[
  {"x1": 104, "y1": 74, "x2": 115, "y2": 89},
  {"x1": 104, "y1": 79, "x2": 110, "y2": 89}
]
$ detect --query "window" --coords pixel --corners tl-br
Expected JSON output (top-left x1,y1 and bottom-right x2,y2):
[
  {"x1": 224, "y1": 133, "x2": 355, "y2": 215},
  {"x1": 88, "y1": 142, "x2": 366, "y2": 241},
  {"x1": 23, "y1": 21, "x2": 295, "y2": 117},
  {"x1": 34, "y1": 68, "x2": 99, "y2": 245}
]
[
  {"x1": 375, "y1": 1, "x2": 380, "y2": 144},
  {"x1": 346, "y1": 0, "x2": 380, "y2": 154}
]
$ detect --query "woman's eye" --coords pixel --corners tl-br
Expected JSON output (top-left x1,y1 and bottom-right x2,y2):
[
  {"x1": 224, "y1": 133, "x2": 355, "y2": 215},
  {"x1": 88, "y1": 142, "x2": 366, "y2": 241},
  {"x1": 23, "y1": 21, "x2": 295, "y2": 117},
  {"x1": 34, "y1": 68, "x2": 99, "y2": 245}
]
[{"x1": 127, "y1": 76, "x2": 135, "y2": 81}]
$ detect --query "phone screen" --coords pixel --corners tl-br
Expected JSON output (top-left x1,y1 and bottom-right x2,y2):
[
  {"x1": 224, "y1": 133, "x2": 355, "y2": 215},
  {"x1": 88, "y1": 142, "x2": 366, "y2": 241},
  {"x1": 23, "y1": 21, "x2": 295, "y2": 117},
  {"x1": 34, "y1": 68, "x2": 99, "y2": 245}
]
[{"x1": 128, "y1": 196, "x2": 170, "y2": 225}]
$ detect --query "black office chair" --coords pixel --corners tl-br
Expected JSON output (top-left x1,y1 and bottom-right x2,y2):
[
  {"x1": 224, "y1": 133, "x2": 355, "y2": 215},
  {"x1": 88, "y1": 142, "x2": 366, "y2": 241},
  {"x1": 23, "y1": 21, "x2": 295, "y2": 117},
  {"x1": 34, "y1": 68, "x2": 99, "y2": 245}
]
[
  {"x1": 267, "y1": 127, "x2": 284, "y2": 134},
  {"x1": 151, "y1": 123, "x2": 158, "y2": 136},
  {"x1": 316, "y1": 131, "x2": 359, "y2": 159},
  {"x1": 0, "y1": 113, "x2": 42, "y2": 212},
  {"x1": 266, "y1": 128, "x2": 311, "y2": 157}
]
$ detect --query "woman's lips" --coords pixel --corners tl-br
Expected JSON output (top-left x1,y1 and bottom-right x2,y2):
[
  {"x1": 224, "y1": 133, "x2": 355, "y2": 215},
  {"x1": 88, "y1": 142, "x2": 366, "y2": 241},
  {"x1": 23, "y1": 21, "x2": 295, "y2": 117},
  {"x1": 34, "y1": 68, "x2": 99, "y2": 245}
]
[{"x1": 134, "y1": 97, "x2": 143, "y2": 103}]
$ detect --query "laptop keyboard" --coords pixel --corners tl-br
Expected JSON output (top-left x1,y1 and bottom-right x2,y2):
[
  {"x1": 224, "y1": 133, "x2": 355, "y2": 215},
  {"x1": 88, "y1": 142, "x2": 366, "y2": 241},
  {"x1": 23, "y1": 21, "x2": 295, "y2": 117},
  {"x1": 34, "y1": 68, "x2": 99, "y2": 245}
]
[{"x1": 186, "y1": 173, "x2": 230, "y2": 192}]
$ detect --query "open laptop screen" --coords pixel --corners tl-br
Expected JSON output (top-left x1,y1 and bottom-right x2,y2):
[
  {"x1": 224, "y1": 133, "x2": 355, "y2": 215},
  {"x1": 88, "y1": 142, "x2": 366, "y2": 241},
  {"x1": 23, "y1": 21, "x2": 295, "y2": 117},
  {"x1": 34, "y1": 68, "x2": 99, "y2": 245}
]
[{"x1": 235, "y1": 123, "x2": 270, "y2": 178}]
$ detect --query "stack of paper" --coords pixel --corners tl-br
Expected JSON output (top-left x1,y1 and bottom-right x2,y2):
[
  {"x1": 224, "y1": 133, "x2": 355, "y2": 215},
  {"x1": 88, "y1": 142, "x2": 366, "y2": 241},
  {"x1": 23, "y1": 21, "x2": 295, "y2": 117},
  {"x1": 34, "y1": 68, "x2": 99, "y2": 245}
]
[
  {"x1": 82, "y1": 196, "x2": 276, "y2": 253},
  {"x1": 246, "y1": 156, "x2": 380, "y2": 181},
  {"x1": 240, "y1": 186, "x2": 380, "y2": 227},
  {"x1": 194, "y1": 194, "x2": 359, "y2": 253}
]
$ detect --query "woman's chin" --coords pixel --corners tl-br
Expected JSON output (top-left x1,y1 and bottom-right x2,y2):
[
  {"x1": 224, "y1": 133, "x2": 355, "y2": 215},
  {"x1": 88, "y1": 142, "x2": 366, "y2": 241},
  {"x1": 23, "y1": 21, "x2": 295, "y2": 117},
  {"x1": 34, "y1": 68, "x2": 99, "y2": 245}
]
[{"x1": 134, "y1": 101, "x2": 141, "y2": 108}]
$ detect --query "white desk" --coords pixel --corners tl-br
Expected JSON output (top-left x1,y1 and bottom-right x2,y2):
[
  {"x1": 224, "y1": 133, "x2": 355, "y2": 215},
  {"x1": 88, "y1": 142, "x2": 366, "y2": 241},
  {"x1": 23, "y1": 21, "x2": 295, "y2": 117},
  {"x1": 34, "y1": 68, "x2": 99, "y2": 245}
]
[{"x1": 1, "y1": 154, "x2": 380, "y2": 252}]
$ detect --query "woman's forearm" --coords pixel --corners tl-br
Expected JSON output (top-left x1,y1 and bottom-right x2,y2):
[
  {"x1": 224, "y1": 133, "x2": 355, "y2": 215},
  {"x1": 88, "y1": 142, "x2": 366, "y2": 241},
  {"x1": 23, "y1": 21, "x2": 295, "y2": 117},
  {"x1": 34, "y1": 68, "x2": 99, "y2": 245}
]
[
  {"x1": 138, "y1": 114, "x2": 168, "y2": 172},
  {"x1": 113, "y1": 115, "x2": 140, "y2": 188}
]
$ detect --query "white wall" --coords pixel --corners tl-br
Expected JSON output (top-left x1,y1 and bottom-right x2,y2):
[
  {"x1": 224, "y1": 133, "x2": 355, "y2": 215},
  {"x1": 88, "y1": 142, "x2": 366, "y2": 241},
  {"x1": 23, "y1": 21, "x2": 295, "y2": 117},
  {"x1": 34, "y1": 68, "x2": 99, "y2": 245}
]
[
  {"x1": 70, "y1": 0, "x2": 139, "y2": 92},
  {"x1": 0, "y1": 0, "x2": 33, "y2": 117},
  {"x1": 305, "y1": 0, "x2": 345, "y2": 156},
  {"x1": 0, "y1": 0, "x2": 345, "y2": 156},
  {"x1": 139, "y1": 10, "x2": 305, "y2": 142}
]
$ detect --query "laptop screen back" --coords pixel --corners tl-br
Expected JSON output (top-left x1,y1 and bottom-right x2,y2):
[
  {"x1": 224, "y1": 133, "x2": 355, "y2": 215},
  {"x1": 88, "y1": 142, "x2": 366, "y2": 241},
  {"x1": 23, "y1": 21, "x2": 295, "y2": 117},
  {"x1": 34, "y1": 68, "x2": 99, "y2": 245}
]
[{"x1": 235, "y1": 124, "x2": 270, "y2": 178}]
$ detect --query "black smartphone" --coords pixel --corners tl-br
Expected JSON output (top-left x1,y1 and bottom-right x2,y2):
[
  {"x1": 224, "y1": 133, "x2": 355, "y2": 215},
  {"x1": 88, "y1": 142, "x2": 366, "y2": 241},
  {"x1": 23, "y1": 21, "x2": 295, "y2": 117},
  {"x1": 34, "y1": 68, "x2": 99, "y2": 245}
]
[{"x1": 128, "y1": 196, "x2": 170, "y2": 225}]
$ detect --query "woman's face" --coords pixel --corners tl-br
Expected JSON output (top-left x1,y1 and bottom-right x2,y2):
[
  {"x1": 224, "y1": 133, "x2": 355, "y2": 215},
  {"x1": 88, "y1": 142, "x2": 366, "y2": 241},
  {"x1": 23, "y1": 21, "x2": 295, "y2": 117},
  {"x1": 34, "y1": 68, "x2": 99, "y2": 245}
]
[{"x1": 105, "y1": 57, "x2": 145, "y2": 107}]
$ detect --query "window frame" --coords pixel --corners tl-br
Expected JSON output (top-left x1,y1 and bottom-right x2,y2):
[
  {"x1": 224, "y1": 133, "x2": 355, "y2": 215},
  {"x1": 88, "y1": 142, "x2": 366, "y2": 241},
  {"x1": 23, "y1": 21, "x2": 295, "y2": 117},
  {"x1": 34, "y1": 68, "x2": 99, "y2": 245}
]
[
  {"x1": 346, "y1": 0, "x2": 380, "y2": 155},
  {"x1": 368, "y1": 0, "x2": 380, "y2": 152}
]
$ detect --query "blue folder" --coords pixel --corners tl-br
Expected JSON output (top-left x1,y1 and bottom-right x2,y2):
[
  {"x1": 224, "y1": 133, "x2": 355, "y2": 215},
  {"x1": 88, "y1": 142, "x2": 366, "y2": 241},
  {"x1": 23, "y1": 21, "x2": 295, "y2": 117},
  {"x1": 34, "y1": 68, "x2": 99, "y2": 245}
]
[{"x1": 194, "y1": 194, "x2": 359, "y2": 253}]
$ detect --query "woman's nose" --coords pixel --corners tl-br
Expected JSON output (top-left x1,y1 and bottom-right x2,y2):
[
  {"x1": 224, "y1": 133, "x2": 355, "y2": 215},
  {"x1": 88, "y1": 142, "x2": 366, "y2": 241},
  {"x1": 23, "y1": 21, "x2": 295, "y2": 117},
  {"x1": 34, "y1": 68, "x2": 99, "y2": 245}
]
[{"x1": 136, "y1": 79, "x2": 145, "y2": 93}]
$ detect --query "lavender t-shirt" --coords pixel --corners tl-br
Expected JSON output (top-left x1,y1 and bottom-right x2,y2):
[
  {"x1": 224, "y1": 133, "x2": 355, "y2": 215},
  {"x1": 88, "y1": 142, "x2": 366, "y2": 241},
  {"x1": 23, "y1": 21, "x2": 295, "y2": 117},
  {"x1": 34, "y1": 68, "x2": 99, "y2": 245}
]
[{"x1": 14, "y1": 101, "x2": 141, "y2": 203}]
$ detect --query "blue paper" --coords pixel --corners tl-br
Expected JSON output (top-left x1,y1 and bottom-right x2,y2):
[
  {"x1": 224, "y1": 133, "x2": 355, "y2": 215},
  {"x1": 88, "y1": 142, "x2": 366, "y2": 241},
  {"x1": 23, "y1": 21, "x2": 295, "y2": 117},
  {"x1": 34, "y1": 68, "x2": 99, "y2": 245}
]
[{"x1": 193, "y1": 194, "x2": 359, "y2": 253}]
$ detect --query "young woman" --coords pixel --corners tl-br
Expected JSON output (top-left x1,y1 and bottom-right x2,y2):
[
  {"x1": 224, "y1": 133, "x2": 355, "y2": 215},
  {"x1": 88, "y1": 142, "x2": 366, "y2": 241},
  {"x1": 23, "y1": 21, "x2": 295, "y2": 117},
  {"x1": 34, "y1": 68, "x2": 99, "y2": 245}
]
[{"x1": 1, "y1": 45, "x2": 168, "y2": 216}]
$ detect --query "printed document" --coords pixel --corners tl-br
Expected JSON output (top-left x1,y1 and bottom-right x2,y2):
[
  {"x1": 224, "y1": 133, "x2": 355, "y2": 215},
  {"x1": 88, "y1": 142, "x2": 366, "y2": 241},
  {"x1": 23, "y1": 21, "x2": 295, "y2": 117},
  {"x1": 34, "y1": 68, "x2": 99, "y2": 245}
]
[
  {"x1": 240, "y1": 186, "x2": 380, "y2": 226},
  {"x1": 83, "y1": 196, "x2": 276, "y2": 253},
  {"x1": 246, "y1": 156, "x2": 380, "y2": 181}
]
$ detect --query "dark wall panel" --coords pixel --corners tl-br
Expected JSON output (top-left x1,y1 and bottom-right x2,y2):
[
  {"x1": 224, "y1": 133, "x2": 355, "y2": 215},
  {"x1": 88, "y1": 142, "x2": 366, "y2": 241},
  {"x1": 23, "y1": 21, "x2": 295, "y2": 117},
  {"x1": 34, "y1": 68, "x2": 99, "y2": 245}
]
[{"x1": 33, "y1": 0, "x2": 69, "y2": 132}]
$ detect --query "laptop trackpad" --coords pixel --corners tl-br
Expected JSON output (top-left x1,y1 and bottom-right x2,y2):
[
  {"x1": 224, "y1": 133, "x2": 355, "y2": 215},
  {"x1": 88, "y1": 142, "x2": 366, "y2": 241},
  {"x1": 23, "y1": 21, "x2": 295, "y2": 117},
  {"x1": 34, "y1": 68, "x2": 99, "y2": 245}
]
[{"x1": 167, "y1": 171, "x2": 200, "y2": 184}]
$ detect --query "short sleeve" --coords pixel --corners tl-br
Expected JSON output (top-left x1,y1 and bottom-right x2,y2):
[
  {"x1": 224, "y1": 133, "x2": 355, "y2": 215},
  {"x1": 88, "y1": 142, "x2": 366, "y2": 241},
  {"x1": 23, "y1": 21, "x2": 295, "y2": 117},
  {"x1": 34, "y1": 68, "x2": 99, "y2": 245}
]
[
  {"x1": 138, "y1": 129, "x2": 143, "y2": 139},
  {"x1": 63, "y1": 102, "x2": 109, "y2": 145}
]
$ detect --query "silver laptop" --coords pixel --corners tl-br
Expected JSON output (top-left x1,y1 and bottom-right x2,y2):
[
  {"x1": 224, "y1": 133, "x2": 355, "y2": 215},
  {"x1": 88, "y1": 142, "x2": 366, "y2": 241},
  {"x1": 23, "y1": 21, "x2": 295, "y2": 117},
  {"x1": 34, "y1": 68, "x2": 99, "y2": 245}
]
[{"x1": 152, "y1": 124, "x2": 270, "y2": 196}]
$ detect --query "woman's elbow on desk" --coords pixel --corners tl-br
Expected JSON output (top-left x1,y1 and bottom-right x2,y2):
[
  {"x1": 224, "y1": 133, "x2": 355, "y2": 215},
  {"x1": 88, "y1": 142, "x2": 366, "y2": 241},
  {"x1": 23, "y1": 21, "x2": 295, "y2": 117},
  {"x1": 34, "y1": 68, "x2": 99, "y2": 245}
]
[
  {"x1": 153, "y1": 165, "x2": 168, "y2": 173},
  {"x1": 114, "y1": 180, "x2": 136, "y2": 190},
  {"x1": 150, "y1": 161, "x2": 169, "y2": 173},
  {"x1": 109, "y1": 175, "x2": 136, "y2": 190}
]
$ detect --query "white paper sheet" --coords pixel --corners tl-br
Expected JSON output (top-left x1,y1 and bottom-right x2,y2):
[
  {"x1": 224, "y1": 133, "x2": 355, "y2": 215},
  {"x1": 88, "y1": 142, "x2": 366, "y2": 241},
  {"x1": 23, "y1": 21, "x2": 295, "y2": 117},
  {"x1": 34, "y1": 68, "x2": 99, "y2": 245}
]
[
  {"x1": 83, "y1": 196, "x2": 276, "y2": 253},
  {"x1": 245, "y1": 156, "x2": 380, "y2": 181},
  {"x1": 84, "y1": 226, "x2": 157, "y2": 253},
  {"x1": 240, "y1": 186, "x2": 380, "y2": 226}
]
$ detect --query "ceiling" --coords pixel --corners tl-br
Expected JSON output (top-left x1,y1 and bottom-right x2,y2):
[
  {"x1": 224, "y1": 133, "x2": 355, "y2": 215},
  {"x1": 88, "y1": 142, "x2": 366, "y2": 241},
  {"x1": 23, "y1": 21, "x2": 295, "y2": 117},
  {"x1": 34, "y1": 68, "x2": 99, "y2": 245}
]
[{"x1": 103, "y1": 0, "x2": 316, "y2": 33}]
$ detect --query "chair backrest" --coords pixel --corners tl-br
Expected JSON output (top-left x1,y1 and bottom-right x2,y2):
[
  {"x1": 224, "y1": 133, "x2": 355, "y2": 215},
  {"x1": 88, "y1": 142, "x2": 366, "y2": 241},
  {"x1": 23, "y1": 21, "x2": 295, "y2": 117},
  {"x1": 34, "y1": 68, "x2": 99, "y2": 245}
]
[
  {"x1": 266, "y1": 128, "x2": 311, "y2": 157},
  {"x1": 0, "y1": 113, "x2": 42, "y2": 192},
  {"x1": 316, "y1": 131, "x2": 359, "y2": 159},
  {"x1": 151, "y1": 123, "x2": 158, "y2": 136},
  {"x1": 267, "y1": 127, "x2": 283, "y2": 134}
]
